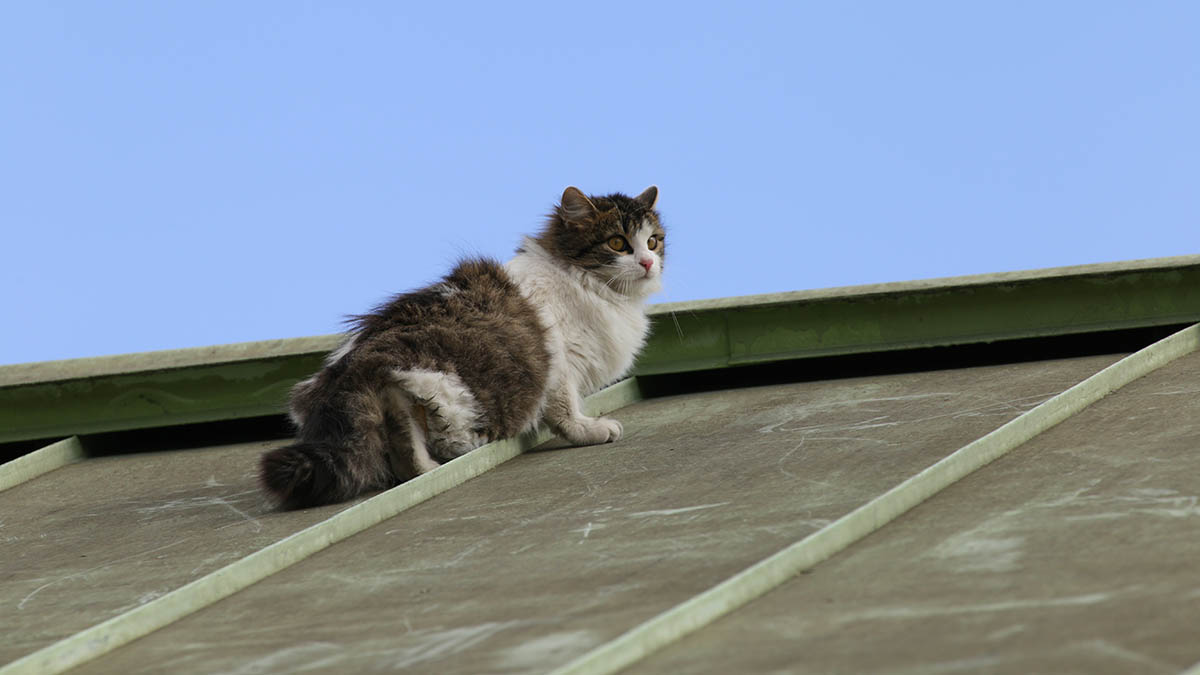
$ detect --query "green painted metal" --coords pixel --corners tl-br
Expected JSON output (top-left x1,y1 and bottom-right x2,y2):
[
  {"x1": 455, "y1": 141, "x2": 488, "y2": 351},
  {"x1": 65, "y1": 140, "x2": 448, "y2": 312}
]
[
  {"x1": 0, "y1": 354, "x2": 326, "y2": 444},
  {"x1": 2, "y1": 258, "x2": 1199, "y2": 444},
  {"x1": 637, "y1": 264, "x2": 1200, "y2": 375}
]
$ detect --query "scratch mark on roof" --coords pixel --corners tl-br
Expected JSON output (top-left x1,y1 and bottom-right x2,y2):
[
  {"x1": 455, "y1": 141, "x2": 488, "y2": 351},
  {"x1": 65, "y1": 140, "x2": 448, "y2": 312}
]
[{"x1": 627, "y1": 502, "x2": 729, "y2": 518}]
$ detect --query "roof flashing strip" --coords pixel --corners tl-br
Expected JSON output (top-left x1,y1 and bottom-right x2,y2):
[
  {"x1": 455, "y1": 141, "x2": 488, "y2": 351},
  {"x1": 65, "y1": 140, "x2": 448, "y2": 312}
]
[
  {"x1": 0, "y1": 379, "x2": 642, "y2": 675},
  {"x1": 0, "y1": 437, "x2": 85, "y2": 493},
  {"x1": 638, "y1": 260, "x2": 1200, "y2": 375},
  {"x1": 4, "y1": 254, "x2": 1198, "y2": 388},
  {"x1": 649, "y1": 254, "x2": 1200, "y2": 314},
  {"x1": 549, "y1": 323, "x2": 1200, "y2": 675}
]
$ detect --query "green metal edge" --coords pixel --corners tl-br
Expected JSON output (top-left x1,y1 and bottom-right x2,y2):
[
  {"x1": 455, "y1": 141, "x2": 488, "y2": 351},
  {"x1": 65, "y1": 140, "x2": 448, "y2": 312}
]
[
  {"x1": 0, "y1": 354, "x2": 326, "y2": 444},
  {"x1": 636, "y1": 265, "x2": 1200, "y2": 375},
  {"x1": 2, "y1": 259, "x2": 1199, "y2": 444}
]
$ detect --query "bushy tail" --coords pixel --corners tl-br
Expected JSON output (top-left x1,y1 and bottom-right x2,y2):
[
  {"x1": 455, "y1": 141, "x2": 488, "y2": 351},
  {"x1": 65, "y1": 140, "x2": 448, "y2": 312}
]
[
  {"x1": 260, "y1": 441, "x2": 360, "y2": 509},
  {"x1": 263, "y1": 383, "x2": 414, "y2": 509}
]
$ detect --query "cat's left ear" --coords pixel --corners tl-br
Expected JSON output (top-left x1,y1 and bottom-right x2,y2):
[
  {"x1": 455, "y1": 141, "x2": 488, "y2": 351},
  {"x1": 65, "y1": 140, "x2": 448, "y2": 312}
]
[
  {"x1": 634, "y1": 185, "x2": 659, "y2": 210},
  {"x1": 560, "y1": 186, "x2": 598, "y2": 224}
]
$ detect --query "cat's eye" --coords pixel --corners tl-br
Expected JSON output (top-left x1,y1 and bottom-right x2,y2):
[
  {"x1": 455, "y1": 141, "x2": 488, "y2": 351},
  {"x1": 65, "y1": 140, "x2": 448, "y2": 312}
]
[
  {"x1": 647, "y1": 235, "x2": 659, "y2": 251},
  {"x1": 607, "y1": 236, "x2": 629, "y2": 252}
]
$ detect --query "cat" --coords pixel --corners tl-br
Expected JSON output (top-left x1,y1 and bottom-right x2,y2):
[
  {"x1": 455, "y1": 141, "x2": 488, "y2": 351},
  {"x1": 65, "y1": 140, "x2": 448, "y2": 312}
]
[{"x1": 259, "y1": 185, "x2": 665, "y2": 508}]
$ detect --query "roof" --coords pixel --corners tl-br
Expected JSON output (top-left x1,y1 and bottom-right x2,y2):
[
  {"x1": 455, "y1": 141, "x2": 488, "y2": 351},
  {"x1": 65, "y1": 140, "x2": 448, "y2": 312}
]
[{"x1": 3, "y1": 256, "x2": 1200, "y2": 674}]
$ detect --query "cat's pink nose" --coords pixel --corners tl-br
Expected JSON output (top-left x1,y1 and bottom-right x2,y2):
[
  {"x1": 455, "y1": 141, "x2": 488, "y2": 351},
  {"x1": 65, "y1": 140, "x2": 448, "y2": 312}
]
[{"x1": 638, "y1": 258, "x2": 653, "y2": 272}]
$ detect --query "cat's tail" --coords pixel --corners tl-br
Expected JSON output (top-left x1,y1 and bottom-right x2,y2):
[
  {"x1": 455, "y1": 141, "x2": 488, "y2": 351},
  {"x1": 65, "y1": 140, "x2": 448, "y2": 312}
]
[
  {"x1": 261, "y1": 384, "x2": 428, "y2": 509},
  {"x1": 259, "y1": 441, "x2": 372, "y2": 509}
]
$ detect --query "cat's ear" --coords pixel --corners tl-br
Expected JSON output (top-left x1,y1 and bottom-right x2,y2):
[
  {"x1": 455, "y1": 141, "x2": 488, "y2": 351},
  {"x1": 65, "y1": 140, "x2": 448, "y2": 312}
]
[
  {"x1": 634, "y1": 185, "x2": 659, "y2": 210},
  {"x1": 560, "y1": 186, "x2": 598, "y2": 223}
]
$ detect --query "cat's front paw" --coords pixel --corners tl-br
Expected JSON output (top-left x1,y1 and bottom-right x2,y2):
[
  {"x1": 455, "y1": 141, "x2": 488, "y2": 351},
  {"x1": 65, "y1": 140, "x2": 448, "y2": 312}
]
[
  {"x1": 560, "y1": 416, "x2": 623, "y2": 446},
  {"x1": 596, "y1": 416, "x2": 623, "y2": 443}
]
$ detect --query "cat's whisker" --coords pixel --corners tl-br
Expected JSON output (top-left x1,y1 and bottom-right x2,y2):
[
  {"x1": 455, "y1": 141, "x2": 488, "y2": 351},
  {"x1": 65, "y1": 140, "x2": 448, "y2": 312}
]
[
  {"x1": 671, "y1": 311, "x2": 685, "y2": 340},
  {"x1": 596, "y1": 266, "x2": 627, "y2": 292}
]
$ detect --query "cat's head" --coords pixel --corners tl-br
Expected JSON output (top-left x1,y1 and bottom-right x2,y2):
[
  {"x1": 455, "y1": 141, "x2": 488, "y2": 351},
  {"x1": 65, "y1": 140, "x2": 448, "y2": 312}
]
[{"x1": 536, "y1": 185, "x2": 665, "y2": 297}]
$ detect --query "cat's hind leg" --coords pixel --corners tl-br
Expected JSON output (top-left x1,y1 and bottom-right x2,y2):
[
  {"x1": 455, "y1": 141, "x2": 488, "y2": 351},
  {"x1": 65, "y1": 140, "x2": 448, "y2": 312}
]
[
  {"x1": 391, "y1": 368, "x2": 486, "y2": 462},
  {"x1": 408, "y1": 402, "x2": 441, "y2": 474},
  {"x1": 382, "y1": 389, "x2": 442, "y2": 479}
]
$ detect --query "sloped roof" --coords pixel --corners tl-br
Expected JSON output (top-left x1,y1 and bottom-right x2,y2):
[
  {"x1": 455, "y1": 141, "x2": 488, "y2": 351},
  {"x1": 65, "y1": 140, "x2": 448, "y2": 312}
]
[{"x1": 3, "y1": 256, "x2": 1200, "y2": 674}]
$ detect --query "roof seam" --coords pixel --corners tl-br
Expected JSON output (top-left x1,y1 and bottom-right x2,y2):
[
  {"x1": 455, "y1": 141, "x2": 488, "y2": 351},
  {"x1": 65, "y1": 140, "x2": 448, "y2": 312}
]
[
  {"x1": 548, "y1": 323, "x2": 1200, "y2": 675},
  {"x1": 0, "y1": 379, "x2": 643, "y2": 675},
  {"x1": 0, "y1": 437, "x2": 84, "y2": 494}
]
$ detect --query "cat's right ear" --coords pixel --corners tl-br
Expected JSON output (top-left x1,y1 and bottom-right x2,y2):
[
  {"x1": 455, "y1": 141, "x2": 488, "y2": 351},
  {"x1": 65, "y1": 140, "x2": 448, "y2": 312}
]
[
  {"x1": 634, "y1": 185, "x2": 659, "y2": 210},
  {"x1": 560, "y1": 186, "x2": 598, "y2": 224}
]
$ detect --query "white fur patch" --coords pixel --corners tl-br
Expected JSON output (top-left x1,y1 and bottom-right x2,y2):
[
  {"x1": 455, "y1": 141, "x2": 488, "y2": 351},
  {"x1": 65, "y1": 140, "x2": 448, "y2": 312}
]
[
  {"x1": 628, "y1": 219, "x2": 664, "y2": 292},
  {"x1": 391, "y1": 368, "x2": 486, "y2": 458},
  {"x1": 287, "y1": 376, "x2": 317, "y2": 427},
  {"x1": 505, "y1": 239, "x2": 655, "y2": 398},
  {"x1": 293, "y1": 334, "x2": 357, "y2": 427},
  {"x1": 325, "y1": 334, "x2": 358, "y2": 366},
  {"x1": 433, "y1": 282, "x2": 460, "y2": 298}
]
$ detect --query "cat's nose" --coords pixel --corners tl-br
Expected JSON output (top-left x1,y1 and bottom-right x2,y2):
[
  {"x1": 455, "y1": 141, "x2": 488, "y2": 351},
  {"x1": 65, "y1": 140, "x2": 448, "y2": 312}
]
[{"x1": 638, "y1": 258, "x2": 653, "y2": 272}]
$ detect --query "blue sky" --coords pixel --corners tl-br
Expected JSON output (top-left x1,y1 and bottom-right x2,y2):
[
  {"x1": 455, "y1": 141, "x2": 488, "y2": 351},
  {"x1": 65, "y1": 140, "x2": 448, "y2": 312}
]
[{"x1": 3, "y1": 2, "x2": 1197, "y2": 365}]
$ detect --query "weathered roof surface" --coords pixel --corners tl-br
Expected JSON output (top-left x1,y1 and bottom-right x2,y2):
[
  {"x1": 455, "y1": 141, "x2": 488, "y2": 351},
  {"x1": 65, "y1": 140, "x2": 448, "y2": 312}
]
[
  {"x1": 631, "y1": 349, "x2": 1200, "y2": 675},
  {"x1": 3, "y1": 255, "x2": 1200, "y2": 675},
  {"x1": 0, "y1": 439, "x2": 348, "y2": 665},
  {"x1": 59, "y1": 355, "x2": 1119, "y2": 674}
]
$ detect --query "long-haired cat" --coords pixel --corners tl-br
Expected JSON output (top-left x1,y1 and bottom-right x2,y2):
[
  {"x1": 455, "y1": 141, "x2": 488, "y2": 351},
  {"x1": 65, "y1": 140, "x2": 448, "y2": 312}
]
[{"x1": 260, "y1": 186, "x2": 665, "y2": 508}]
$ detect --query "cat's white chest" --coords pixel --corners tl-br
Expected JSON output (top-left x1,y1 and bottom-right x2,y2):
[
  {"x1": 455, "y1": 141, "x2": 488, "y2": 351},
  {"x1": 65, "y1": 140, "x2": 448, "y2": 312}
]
[
  {"x1": 562, "y1": 296, "x2": 648, "y2": 393},
  {"x1": 506, "y1": 244, "x2": 651, "y2": 395}
]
